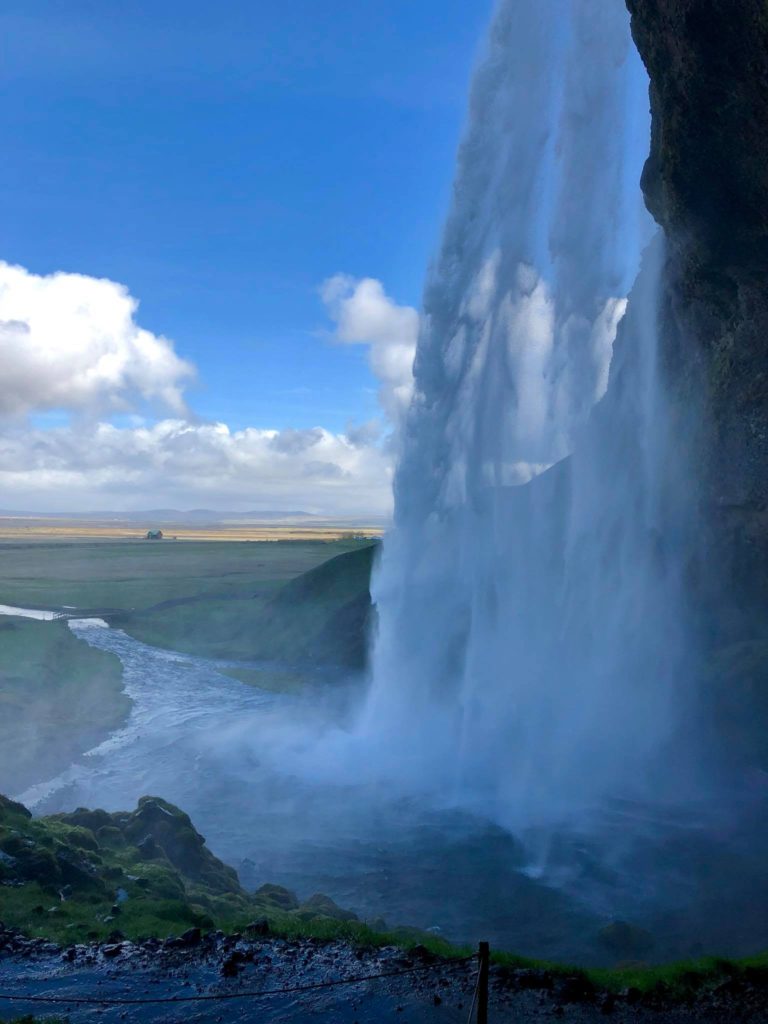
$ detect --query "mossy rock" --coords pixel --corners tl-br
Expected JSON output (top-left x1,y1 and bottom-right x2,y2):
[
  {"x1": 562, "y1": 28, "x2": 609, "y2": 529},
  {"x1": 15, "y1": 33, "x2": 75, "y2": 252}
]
[
  {"x1": 299, "y1": 893, "x2": 359, "y2": 922},
  {"x1": 96, "y1": 825, "x2": 126, "y2": 848},
  {"x1": 51, "y1": 824, "x2": 100, "y2": 853},
  {"x1": 0, "y1": 840, "x2": 61, "y2": 887},
  {"x1": 120, "y1": 797, "x2": 241, "y2": 892},
  {"x1": 0, "y1": 792, "x2": 378, "y2": 947},
  {"x1": 54, "y1": 807, "x2": 114, "y2": 834},
  {"x1": 54, "y1": 848, "x2": 104, "y2": 891},
  {"x1": 133, "y1": 863, "x2": 187, "y2": 901},
  {"x1": 0, "y1": 795, "x2": 32, "y2": 822},
  {"x1": 254, "y1": 883, "x2": 300, "y2": 911}
]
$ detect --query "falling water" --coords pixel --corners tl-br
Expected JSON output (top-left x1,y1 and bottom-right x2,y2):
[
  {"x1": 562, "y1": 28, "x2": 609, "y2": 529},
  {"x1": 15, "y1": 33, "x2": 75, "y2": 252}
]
[{"x1": 360, "y1": 0, "x2": 703, "y2": 831}]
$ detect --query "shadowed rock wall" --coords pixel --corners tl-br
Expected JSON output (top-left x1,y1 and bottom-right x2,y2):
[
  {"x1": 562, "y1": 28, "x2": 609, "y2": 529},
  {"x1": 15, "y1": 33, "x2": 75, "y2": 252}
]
[
  {"x1": 628, "y1": 0, "x2": 768, "y2": 630},
  {"x1": 626, "y1": 0, "x2": 768, "y2": 762}
]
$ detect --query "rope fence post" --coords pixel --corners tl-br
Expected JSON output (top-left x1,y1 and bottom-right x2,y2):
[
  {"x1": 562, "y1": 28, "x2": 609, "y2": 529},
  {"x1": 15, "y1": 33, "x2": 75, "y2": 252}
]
[{"x1": 477, "y1": 941, "x2": 490, "y2": 1024}]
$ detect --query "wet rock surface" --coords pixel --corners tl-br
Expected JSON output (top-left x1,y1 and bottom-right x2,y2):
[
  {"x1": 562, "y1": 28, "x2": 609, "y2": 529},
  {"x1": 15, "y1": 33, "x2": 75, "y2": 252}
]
[
  {"x1": 1, "y1": 926, "x2": 768, "y2": 1022},
  {"x1": 623, "y1": 0, "x2": 768, "y2": 771}
]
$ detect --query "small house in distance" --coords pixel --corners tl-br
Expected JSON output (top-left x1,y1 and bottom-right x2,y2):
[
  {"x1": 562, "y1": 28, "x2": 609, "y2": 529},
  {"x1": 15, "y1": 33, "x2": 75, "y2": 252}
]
[{"x1": 145, "y1": 529, "x2": 164, "y2": 541}]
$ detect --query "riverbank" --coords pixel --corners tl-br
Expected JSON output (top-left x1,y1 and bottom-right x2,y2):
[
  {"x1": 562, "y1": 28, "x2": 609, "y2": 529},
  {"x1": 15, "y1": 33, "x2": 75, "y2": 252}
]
[{"x1": 0, "y1": 618, "x2": 129, "y2": 794}]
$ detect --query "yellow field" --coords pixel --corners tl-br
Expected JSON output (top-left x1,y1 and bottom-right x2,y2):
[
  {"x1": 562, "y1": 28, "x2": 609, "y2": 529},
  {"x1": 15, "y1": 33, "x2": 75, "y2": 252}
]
[{"x1": 0, "y1": 520, "x2": 384, "y2": 543}]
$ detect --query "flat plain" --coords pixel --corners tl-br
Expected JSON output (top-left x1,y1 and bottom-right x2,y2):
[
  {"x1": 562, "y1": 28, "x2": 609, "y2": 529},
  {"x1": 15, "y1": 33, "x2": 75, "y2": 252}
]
[{"x1": 0, "y1": 534, "x2": 372, "y2": 612}]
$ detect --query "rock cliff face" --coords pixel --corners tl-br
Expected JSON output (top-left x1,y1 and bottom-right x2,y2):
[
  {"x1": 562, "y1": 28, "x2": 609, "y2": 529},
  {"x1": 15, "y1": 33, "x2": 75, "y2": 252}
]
[
  {"x1": 626, "y1": 1, "x2": 768, "y2": 763},
  {"x1": 627, "y1": 0, "x2": 768, "y2": 626}
]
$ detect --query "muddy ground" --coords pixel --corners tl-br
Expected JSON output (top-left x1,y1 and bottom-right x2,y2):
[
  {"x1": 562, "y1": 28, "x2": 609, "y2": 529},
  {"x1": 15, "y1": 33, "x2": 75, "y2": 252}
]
[{"x1": 1, "y1": 928, "x2": 767, "y2": 1023}]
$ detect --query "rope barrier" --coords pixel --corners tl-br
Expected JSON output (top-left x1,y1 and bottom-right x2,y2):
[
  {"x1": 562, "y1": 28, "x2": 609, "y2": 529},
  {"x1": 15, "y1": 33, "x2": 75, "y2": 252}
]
[
  {"x1": 466, "y1": 965, "x2": 481, "y2": 1024},
  {"x1": 0, "y1": 953, "x2": 475, "y2": 1007}
]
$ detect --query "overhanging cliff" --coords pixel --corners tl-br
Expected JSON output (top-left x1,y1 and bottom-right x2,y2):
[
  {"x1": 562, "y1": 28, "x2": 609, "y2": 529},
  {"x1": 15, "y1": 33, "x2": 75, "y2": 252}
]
[{"x1": 626, "y1": 0, "x2": 768, "y2": 761}]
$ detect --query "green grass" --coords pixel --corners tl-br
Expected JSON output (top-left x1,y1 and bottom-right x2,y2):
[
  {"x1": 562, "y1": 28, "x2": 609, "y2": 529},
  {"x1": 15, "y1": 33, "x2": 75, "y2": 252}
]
[
  {"x1": 111, "y1": 543, "x2": 379, "y2": 669},
  {"x1": 588, "y1": 951, "x2": 768, "y2": 995},
  {"x1": 0, "y1": 539, "x2": 369, "y2": 613},
  {"x1": 0, "y1": 537, "x2": 377, "y2": 670},
  {"x1": 0, "y1": 619, "x2": 128, "y2": 794}
]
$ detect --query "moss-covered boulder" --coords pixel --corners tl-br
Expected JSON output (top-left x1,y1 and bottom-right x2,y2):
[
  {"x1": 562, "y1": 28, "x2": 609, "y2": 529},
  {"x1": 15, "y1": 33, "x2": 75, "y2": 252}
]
[
  {"x1": 115, "y1": 797, "x2": 241, "y2": 892},
  {"x1": 0, "y1": 793, "x2": 367, "y2": 946},
  {"x1": 253, "y1": 883, "x2": 299, "y2": 911},
  {"x1": 297, "y1": 893, "x2": 359, "y2": 923}
]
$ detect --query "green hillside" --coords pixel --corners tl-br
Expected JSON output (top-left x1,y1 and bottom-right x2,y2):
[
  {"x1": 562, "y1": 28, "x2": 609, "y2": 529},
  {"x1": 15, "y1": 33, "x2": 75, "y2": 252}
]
[
  {"x1": 114, "y1": 542, "x2": 379, "y2": 671},
  {"x1": 0, "y1": 619, "x2": 128, "y2": 794}
]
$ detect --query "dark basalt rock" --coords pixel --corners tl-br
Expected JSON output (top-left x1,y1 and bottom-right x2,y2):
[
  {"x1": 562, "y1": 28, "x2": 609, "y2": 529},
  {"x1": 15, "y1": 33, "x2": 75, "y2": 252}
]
[
  {"x1": 626, "y1": 0, "x2": 768, "y2": 268},
  {"x1": 245, "y1": 917, "x2": 271, "y2": 937},
  {"x1": 626, "y1": 0, "x2": 768, "y2": 529},
  {"x1": 626, "y1": 2, "x2": 768, "y2": 528},
  {"x1": 555, "y1": 975, "x2": 597, "y2": 1004},
  {"x1": 625, "y1": 0, "x2": 768, "y2": 765},
  {"x1": 56, "y1": 807, "x2": 114, "y2": 833},
  {"x1": 55, "y1": 848, "x2": 103, "y2": 890},
  {"x1": 0, "y1": 796, "x2": 32, "y2": 821}
]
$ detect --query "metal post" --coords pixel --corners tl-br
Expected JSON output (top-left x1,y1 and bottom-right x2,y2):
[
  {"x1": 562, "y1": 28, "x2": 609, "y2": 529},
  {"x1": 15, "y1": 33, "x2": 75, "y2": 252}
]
[{"x1": 477, "y1": 941, "x2": 490, "y2": 1024}]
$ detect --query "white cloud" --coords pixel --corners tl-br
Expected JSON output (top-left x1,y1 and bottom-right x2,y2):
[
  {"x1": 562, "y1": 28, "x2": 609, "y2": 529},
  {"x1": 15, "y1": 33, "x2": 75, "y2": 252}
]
[
  {"x1": 0, "y1": 262, "x2": 193, "y2": 417},
  {"x1": 320, "y1": 275, "x2": 418, "y2": 422},
  {"x1": 0, "y1": 261, "x2": 399, "y2": 515},
  {"x1": 0, "y1": 419, "x2": 393, "y2": 516}
]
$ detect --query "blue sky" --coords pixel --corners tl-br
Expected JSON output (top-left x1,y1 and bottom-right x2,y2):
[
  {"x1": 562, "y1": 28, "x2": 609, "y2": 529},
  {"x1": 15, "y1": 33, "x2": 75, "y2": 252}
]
[{"x1": 1, "y1": 0, "x2": 494, "y2": 437}]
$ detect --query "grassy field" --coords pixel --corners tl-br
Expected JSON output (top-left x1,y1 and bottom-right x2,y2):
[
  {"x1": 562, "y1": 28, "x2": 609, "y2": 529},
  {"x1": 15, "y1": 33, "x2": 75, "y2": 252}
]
[
  {"x1": 0, "y1": 537, "x2": 377, "y2": 669},
  {"x1": 0, "y1": 537, "x2": 371, "y2": 613},
  {"x1": 114, "y1": 542, "x2": 379, "y2": 668},
  {"x1": 0, "y1": 618, "x2": 128, "y2": 794}
]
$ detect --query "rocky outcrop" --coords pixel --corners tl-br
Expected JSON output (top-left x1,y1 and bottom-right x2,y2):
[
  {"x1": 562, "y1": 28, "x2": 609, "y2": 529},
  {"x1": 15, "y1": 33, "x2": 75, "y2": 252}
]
[
  {"x1": 627, "y1": 1, "x2": 768, "y2": 267},
  {"x1": 626, "y1": 0, "x2": 768, "y2": 578},
  {"x1": 0, "y1": 794, "x2": 362, "y2": 946},
  {"x1": 625, "y1": 1, "x2": 768, "y2": 761}
]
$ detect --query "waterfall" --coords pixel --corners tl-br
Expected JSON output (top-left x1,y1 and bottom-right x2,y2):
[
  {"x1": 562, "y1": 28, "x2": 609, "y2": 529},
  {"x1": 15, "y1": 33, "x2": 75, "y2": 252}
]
[{"x1": 359, "y1": 0, "x2": 702, "y2": 830}]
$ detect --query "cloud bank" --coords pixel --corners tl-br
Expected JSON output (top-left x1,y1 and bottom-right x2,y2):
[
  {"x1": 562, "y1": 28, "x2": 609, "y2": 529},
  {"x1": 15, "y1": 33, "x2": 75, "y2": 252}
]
[
  {"x1": 0, "y1": 262, "x2": 193, "y2": 417},
  {"x1": 0, "y1": 420, "x2": 392, "y2": 515},
  {"x1": 0, "y1": 262, "x2": 410, "y2": 516}
]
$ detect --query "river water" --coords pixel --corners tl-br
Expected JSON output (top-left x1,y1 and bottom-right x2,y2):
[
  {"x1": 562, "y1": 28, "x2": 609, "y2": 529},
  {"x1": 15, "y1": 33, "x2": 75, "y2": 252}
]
[{"x1": 7, "y1": 616, "x2": 768, "y2": 966}]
